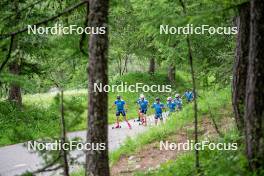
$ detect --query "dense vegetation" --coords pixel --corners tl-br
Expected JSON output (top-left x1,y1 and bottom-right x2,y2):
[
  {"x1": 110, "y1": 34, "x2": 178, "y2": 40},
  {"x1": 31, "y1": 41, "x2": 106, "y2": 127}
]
[
  {"x1": 0, "y1": 0, "x2": 263, "y2": 176},
  {"x1": 0, "y1": 72, "x2": 186, "y2": 146}
]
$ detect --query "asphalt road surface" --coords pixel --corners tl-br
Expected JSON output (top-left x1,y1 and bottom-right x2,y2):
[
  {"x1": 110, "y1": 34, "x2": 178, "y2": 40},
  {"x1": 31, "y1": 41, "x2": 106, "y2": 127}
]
[{"x1": 0, "y1": 114, "x2": 165, "y2": 176}]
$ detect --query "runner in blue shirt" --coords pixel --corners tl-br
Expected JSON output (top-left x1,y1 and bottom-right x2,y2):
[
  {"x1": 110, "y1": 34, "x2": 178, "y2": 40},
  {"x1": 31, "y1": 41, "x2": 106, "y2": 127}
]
[
  {"x1": 183, "y1": 89, "x2": 194, "y2": 103},
  {"x1": 167, "y1": 97, "x2": 176, "y2": 114},
  {"x1": 174, "y1": 94, "x2": 183, "y2": 110},
  {"x1": 135, "y1": 98, "x2": 142, "y2": 122},
  {"x1": 137, "y1": 94, "x2": 148, "y2": 126},
  {"x1": 151, "y1": 97, "x2": 165, "y2": 125},
  {"x1": 111, "y1": 95, "x2": 131, "y2": 129}
]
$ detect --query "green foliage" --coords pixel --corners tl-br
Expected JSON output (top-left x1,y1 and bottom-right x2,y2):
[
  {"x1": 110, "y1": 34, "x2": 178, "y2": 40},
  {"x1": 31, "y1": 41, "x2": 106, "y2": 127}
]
[
  {"x1": 0, "y1": 91, "x2": 86, "y2": 146},
  {"x1": 0, "y1": 0, "x2": 251, "y2": 174},
  {"x1": 137, "y1": 130, "x2": 250, "y2": 176},
  {"x1": 0, "y1": 0, "x2": 238, "y2": 95},
  {"x1": 0, "y1": 100, "x2": 60, "y2": 146}
]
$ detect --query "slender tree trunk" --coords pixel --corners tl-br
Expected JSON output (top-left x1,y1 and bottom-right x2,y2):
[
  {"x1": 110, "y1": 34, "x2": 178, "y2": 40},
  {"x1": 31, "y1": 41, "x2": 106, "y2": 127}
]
[
  {"x1": 85, "y1": 0, "x2": 110, "y2": 175},
  {"x1": 168, "y1": 64, "x2": 176, "y2": 82},
  {"x1": 245, "y1": 0, "x2": 264, "y2": 171},
  {"x1": 60, "y1": 90, "x2": 70, "y2": 176},
  {"x1": 187, "y1": 36, "x2": 200, "y2": 172},
  {"x1": 8, "y1": 60, "x2": 22, "y2": 106},
  {"x1": 148, "y1": 58, "x2": 155, "y2": 74},
  {"x1": 232, "y1": 2, "x2": 250, "y2": 133},
  {"x1": 8, "y1": 0, "x2": 22, "y2": 107},
  {"x1": 122, "y1": 55, "x2": 128, "y2": 75},
  {"x1": 179, "y1": 0, "x2": 200, "y2": 172},
  {"x1": 118, "y1": 56, "x2": 122, "y2": 76},
  {"x1": 208, "y1": 105, "x2": 223, "y2": 137}
]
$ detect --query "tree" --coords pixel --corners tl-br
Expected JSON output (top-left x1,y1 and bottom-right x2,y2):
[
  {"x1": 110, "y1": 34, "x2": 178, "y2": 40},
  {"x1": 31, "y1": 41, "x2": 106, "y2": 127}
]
[
  {"x1": 60, "y1": 90, "x2": 70, "y2": 176},
  {"x1": 179, "y1": 0, "x2": 200, "y2": 172},
  {"x1": 245, "y1": 0, "x2": 264, "y2": 171},
  {"x1": 8, "y1": 0, "x2": 22, "y2": 107},
  {"x1": 232, "y1": 2, "x2": 250, "y2": 133},
  {"x1": 148, "y1": 58, "x2": 155, "y2": 74},
  {"x1": 85, "y1": 0, "x2": 110, "y2": 175},
  {"x1": 168, "y1": 64, "x2": 176, "y2": 83},
  {"x1": 8, "y1": 59, "x2": 22, "y2": 106}
]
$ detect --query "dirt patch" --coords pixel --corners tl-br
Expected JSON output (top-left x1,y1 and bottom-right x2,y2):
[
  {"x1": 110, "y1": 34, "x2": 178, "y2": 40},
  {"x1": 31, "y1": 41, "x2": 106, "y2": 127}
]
[
  {"x1": 111, "y1": 133, "x2": 188, "y2": 176},
  {"x1": 111, "y1": 116, "x2": 235, "y2": 176}
]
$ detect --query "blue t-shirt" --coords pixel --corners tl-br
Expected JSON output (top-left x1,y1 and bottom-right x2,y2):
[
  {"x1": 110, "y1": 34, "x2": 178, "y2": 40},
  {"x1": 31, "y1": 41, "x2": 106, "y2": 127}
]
[
  {"x1": 184, "y1": 91, "x2": 193, "y2": 101},
  {"x1": 137, "y1": 99, "x2": 148, "y2": 110},
  {"x1": 174, "y1": 98, "x2": 182, "y2": 107},
  {"x1": 167, "y1": 101, "x2": 176, "y2": 111},
  {"x1": 115, "y1": 100, "x2": 125, "y2": 111},
  {"x1": 151, "y1": 103, "x2": 164, "y2": 114}
]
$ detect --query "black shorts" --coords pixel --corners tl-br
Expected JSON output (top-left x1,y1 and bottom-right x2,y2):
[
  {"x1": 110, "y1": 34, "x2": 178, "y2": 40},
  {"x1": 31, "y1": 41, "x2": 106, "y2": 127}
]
[
  {"x1": 154, "y1": 113, "x2": 163, "y2": 119},
  {"x1": 140, "y1": 109, "x2": 147, "y2": 114},
  {"x1": 116, "y1": 110, "x2": 126, "y2": 116}
]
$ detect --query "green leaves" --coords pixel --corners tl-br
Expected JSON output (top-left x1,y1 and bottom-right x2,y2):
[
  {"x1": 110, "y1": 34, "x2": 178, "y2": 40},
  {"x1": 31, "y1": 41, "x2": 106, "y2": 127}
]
[{"x1": 0, "y1": 73, "x2": 35, "y2": 92}]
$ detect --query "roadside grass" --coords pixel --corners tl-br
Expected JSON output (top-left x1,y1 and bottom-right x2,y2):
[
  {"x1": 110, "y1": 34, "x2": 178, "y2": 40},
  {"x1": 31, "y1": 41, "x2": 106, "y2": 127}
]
[
  {"x1": 109, "y1": 87, "x2": 230, "y2": 165},
  {"x1": 72, "y1": 87, "x2": 232, "y2": 176},
  {"x1": 0, "y1": 72, "x2": 186, "y2": 146},
  {"x1": 135, "y1": 128, "x2": 250, "y2": 176}
]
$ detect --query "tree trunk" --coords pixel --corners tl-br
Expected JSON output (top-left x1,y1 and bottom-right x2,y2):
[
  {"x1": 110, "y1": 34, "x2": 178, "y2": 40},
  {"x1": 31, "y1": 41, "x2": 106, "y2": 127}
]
[
  {"x1": 85, "y1": 0, "x2": 110, "y2": 175},
  {"x1": 179, "y1": 0, "x2": 200, "y2": 172},
  {"x1": 148, "y1": 58, "x2": 155, "y2": 74},
  {"x1": 8, "y1": 60, "x2": 22, "y2": 106},
  {"x1": 245, "y1": 0, "x2": 264, "y2": 171},
  {"x1": 122, "y1": 55, "x2": 128, "y2": 75},
  {"x1": 232, "y1": 2, "x2": 250, "y2": 133},
  {"x1": 60, "y1": 90, "x2": 70, "y2": 176},
  {"x1": 8, "y1": 0, "x2": 22, "y2": 107},
  {"x1": 118, "y1": 56, "x2": 122, "y2": 76},
  {"x1": 187, "y1": 36, "x2": 200, "y2": 173},
  {"x1": 168, "y1": 64, "x2": 176, "y2": 82}
]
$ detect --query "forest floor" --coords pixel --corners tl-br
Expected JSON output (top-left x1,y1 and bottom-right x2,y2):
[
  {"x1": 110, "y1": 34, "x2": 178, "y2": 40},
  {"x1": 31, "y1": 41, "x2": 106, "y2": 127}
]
[{"x1": 110, "y1": 116, "x2": 234, "y2": 176}]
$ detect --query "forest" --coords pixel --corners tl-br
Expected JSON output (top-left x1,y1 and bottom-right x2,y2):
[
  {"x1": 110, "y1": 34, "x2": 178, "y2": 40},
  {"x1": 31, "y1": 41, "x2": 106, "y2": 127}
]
[{"x1": 0, "y1": 0, "x2": 263, "y2": 176}]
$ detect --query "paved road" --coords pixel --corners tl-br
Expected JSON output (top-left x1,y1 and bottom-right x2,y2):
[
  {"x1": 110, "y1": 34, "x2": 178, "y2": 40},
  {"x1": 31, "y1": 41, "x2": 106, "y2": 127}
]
[{"x1": 0, "y1": 114, "x2": 165, "y2": 176}]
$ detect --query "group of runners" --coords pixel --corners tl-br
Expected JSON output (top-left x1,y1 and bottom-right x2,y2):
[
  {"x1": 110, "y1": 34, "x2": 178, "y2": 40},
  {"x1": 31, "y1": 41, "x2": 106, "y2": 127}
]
[{"x1": 111, "y1": 89, "x2": 194, "y2": 129}]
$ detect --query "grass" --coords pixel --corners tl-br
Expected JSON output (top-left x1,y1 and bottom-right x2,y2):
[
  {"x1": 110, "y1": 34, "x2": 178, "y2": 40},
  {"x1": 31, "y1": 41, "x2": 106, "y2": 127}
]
[
  {"x1": 72, "y1": 87, "x2": 233, "y2": 176},
  {"x1": 0, "y1": 72, "x2": 187, "y2": 146},
  {"x1": 109, "y1": 87, "x2": 231, "y2": 165},
  {"x1": 135, "y1": 129, "x2": 250, "y2": 176}
]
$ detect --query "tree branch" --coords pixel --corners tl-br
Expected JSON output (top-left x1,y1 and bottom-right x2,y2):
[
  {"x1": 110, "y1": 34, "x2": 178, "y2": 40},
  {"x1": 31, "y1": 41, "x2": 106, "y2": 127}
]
[
  {"x1": 79, "y1": 2, "x2": 89, "y2": 56},
  {"x1": 0, "y1": 0, "x2": 88, "y2": 40},
  {"x1": 31, "y1": 155, "x2": 62, "y2": 174},
  {"x1": 0, "y1": 0, "x2": 43, "y2": 22},
  {"x1": 0, "y1": 35, "x2": 15, "y2": 74}
]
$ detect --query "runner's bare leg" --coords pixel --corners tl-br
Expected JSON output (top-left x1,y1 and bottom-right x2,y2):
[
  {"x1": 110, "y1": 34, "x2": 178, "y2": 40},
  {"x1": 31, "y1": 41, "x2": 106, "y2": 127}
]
[{"x1": 123, "y1": 116, "x2": 132, "y2": 129}]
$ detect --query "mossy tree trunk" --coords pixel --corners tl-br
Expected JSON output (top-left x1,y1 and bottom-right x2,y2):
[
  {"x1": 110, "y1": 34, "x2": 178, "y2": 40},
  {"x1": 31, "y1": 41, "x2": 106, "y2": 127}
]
[
  {"x1": 8, "y1": 0, "x2": 22, "y2": 107},
  {"x1": 245, "y1": 0, "x2": 264, "y2": 171},
  {"x1": 168, "y1": 64, "x2": 176, "y2": 83},
  {"x1": 232, "y1": 2, "x2": 250, "y2": 133},
  {"x1": 148, "y1": 58, "x2": 155, "y2": 74},
  {"x1": 85, "y1": 0, "x2": 110, "y2": 175}
]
